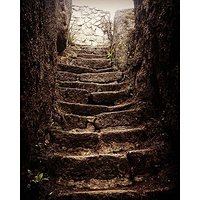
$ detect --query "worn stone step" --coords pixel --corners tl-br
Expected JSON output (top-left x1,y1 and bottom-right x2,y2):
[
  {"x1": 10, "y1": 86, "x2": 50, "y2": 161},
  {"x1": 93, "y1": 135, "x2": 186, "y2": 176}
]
[
  {"x1": 48, "y1": 164, "x2": 176, "y2": 191},
  {"x1": 91, "y1": 90, "x2": 130, "y2": 105},
  {"x1": 95, "y1": 108, "x2": 149, "y2": 129},
  {"x1": 54, "y1": 113, "x2": 95, "y2": 131},
  {"x1": 77, "y1": 53, "x2": 108, "y2": 59},
  {"x1": 58, "y1": 63, "x2": 97, "y2": 73},
  {"x1": 70, "y1": 58, "x2": 111, "y2": 69},
  {"x1": 49, "y1": 130, "x2": 137, "y2": 156},
  {"x1": 73, "y1": 46, "x2": 110, "y2": 55},
  {"x1": 47, "y1": 153, "x2": 130, "y2": 181},
  {"x1": 57, "y1": 71, "x2": 123, "y2": 83},
  {"x1": 49, "y1": 122, "x2": 165, "y2": 155},
  {"x1": 79, "y1": 72, "x2": 123, "y2": 83},
  {"x1": 56, "y1": 88, "x2": 90, "y2": 104},
  {"x1": 100, "y1": 125, "x2": 157, "y2": 147},
  {"x1": 58, "y1": 63, "x2": 113, "y2": 74},
  {"x1": 50, "y1": 130, "x2": 99, "y2": 150},
  {"x1": 57, "y1": 81, "x2": 128, "y2": 92},
  {"x1": 57, "y1": 101, "x2": 135, "y2": 116},
  {"x1": 57, "y1": 71, "x2": 78, "y2": 82},
  {"x1": 48, "y1": 186, "x2": 176, "y2": 200},
  {"x1": 55, "y1": 107, "x2": 149, "y2": 131},
  {"x1": 44, "y1": 145, "x2": 171, "y2": 186},
  {"x1": 127, "y1": 146, "x2": 171, "y2": 184},
  {"x1": 54, "y1": 177, "x2": 132, "y2": 191}
]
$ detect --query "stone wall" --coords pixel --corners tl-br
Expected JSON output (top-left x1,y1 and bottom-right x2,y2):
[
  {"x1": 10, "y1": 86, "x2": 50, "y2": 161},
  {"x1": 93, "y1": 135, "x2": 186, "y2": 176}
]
[
  {"x1": 69, "y1": 5, "x2": 112, "y2": 47},
  {"x1": 57, "y1": 0, "x2": 72, "y2": 53},
  {"x1": 21, "y1": 0, "x2": 72, "y2": 198},
  {"x1": 112, "y1": 9, "x2": 135, "y2": 71},
  {"x1": 131, "y1": 0, "x2": 180, "y2": 170}
]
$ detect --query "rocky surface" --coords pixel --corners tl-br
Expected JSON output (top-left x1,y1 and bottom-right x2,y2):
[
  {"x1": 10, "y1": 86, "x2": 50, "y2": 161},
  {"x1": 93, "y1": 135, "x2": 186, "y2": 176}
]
[
  {"x1": 112, "y1": 9, "x2": 135, "y2": 71},
  {"x1": 132, "y1": 0, "x2": 180, "y2": 115},
  {"x1": 21, "y1": 0, "x2": 179, "y2": 198},
  {"x1": 131, "y1": 0, "x2": 179, "y2": 178},
  {"x1": 36, "y1": 45, "x2": 177, "y2": 199},
  {"x1": 70, "y1": 5, "x2": 112, "y2": 46},
  {"x1": 56, "y1": 0, "x2": 72, "y2": 53},
  {"x1": 21, "y1": 0, "x2": 72, "y2": 199}
]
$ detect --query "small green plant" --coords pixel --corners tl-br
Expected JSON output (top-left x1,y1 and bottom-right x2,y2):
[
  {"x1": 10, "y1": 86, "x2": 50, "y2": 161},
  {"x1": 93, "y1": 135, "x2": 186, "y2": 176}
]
[
  {"x1": 134, "y1": 176, "x2": 144, "y2": 182},
  {"x1": 107, "y1": 49, "x2": 115, "y2": 59},
  {"x1": 127, "y1": 84, "x2": 133, "y2": 92},
  {"x1": 32, "y1": 172, "x2": 49, "y2": 183},
  {"x1": 112, "y1": 65, "x2": 119, "y2": 71},
  {"x1": 68, "y1": 33, "x2": 76, "y2": 46},
  {"x1": 28, "y1": 170, "x2": 49, "y2": 184}
]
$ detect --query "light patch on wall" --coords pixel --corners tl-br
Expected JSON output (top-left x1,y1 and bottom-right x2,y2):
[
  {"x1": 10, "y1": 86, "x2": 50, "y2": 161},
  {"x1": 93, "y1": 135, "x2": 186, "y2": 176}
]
[{"x1": 72, "y1": 0, "x2": 134, "y2": 19}]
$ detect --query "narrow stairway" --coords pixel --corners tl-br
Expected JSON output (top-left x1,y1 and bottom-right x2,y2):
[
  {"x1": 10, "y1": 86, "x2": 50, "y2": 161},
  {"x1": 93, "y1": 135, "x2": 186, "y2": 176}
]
[{"x1": 44, "y1": 45, "x2": 176, "y2": 199}]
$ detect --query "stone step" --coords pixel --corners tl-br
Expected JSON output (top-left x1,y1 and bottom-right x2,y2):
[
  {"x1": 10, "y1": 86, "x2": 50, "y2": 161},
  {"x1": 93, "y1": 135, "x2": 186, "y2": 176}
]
[
  {"x1": 57, "y1": 101, "x2": 135, "y2": 116},
  {"x1": 57, "y1": 71, "x2": 78, "y2": 82},
  {"x1": 91, "y1": 90, "x2": 130, "y2": 105},
  {"x1": 57, "y1": 81, "x2": 128, "y2": 93},
  {"x1": 49, "y1": 187, "x2": 176, "y2": 200},
  {"x1": 55, "y1": 108, "x2": 148, "y2": 131},
  {"x1": 58, "y1": 63, "x2": 113, "y2": 74},
  {"x1": 56, "y1": 88, "x2": 90, "y2": 104},
  {"x1": 100, "y1": 125, "x2": 159, "y2": 147},
  {"x1": 57, "y1": 71, "x2": 123, "y2": 83},
  {"x1": 69, "y1": 58, "x2": 111, "y2": 69},
  {"x1": 56, "y1": 87, "x2": 130, "y2": 104},
  {"x1": 95, "y1": 108, "x2": 148, "y2": 129},
  {"x1": 48, "y1": 165, "x2": 176, "y2": 191},
  {"x1": 77, "y1": 53, "x2": 108, "y2": 59},
  {"x1": 46, "y1": 153, "x2": 130, "y2": 181},
  {"x1": 54, "y1": 177, "x2": 132, "y2": 191},
  {"x1": 73, "y1": 45, "x2": 110, "y2": 55},
  {"x1": 49, "y1": 123, "x2": 165, "y2": 155},
  {"x1": 79, "y1": 72, "x2": 123, "y2": 83},
  {"x1": 54, "y1": 113, "x2": 95, "y2": 131},
  {"x1": 127, "y1": 146, "x2": 170, "y2": 182},
  {"x1": 44, "y1": 145, "x2": 169, "y2": 184},
  {"x1": 50, "y1": 130, "x2": 100, "y2": 150}
]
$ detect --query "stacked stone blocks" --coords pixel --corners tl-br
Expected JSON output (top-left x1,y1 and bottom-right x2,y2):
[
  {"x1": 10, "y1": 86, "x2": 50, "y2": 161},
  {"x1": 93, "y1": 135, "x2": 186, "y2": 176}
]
[{"x1": 70, "y1": 5, "x2": 112, "y2": 46}]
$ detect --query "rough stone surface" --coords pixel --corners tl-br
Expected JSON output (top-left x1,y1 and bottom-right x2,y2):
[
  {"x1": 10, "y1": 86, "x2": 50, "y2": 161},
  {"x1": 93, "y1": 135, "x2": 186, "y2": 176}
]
[
  {"x1": 127, "y1": 146, "x2": 169, "y2": 177},
  {"x1": 73, "y1": 45, "x2": 110, "y2": 55},
  {"x1": 57, "y1": 81, "x2": 128, "y2": 92},
  {"x1": 70, "y1": 58, "x2": 111, "y2": 69},
  {"x1": 112, "y1": 9, "x2": 135, "y2": 71},
  {"x1": 56, "y1": 88, "x2": 89, "y2": 103},
  {"x1": 79, "y1": 72, "x2": 122, "y2": 83},
  {"x1": 54, "y1": 177, "x2": 132, "y2": 190},
  {"x1": 57, "y1": 101, "x2": 136, "y2": 116},
  {"x1": 101, "y1": 127, "x2": 144, "y2": 141},
  {"x1": 20, "y1": 0, "x2": 72, "y2": 199},
  {"x1": 132, "y1": 0, "x2": 180, "y2": 122},
  {"x1": 95, "y1": 108, "x2": 148, "y2": 129},
  {"x1": 57, "y1": 71, "x2": 122, "y2": 83},
  {"x1": 57, "y1": 0, "x2": 72, "y2": 53},
  {"x1": 55, "y1": 113, "x2": 92, "y2": 130},
  {"x1": 57, "y1": 71, "x2": 78, "y2": 81},
  {"x1": 131, "y1": 1, "x2": 180, "y2": 186},
  {"x1": 58, "y1": 63, "x2": 96, "y2": 73},
  {"x1": 21, "y1": 0, "x2": 179, "y2": 199},
  {"x1": 91, "y1": 90, "x2": 130, "y2": 105},
  {"x1": 50, "y1": 129, "x2": 99, "y2": 149},
  {"x1": 47, "y1": 153, "x2": 130, "y2": 180},
  {"x1": 49, "y1": 188, "x2": 177, "y2": 200},
  {"x1": 70, "y1": 5, "x2": 112, "y2": 46},
  {"x1": 77, "y1": 53, "x2": 107, "y2": 59}
]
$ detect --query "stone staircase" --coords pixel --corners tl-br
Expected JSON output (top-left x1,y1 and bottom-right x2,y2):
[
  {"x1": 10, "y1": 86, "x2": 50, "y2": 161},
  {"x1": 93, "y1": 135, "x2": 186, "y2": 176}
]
[{"x1": 42, "y1": 46, "x2": 176, "y2": 199}]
